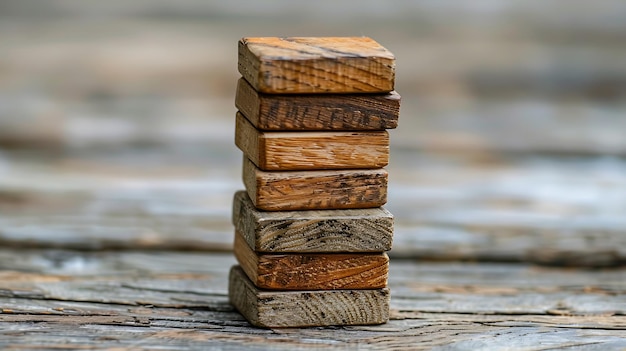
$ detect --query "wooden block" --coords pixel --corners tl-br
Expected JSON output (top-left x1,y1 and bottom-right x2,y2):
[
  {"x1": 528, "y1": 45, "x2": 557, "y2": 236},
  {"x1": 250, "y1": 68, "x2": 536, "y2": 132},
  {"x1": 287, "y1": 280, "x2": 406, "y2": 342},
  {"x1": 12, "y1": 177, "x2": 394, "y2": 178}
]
[
  {"x1": 238, "y1": 37, "x2": 395, "y2": 94},
  {"x1": 228, "y1": 265, "x2": 390, "y2": 328},
  {"x1": 232, "y1": 190, "x2": 393, "y2": 253},
  {"x1": 242, "y1": 157, "x2": 387, "y2": 211},
  {"x1": 234, "y1": 230, "x2": 389, "y2": 290},
  {"x1": 235, "y1": 112, "x2": 389, "y2": 171},
  {"x1": 235, "y1": 78, "x2": 400, "y2": 131}
]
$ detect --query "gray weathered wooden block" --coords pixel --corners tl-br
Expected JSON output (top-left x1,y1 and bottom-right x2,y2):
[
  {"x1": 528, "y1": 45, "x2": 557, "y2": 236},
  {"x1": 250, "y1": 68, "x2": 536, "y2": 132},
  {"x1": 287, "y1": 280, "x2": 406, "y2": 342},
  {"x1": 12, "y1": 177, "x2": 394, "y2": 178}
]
[
  {"x1": 228, "y1": 265, "x2": 390, "y2": 328},
  {"x1": 232, "y1": 190, "x2": 393, "y2": 253}
]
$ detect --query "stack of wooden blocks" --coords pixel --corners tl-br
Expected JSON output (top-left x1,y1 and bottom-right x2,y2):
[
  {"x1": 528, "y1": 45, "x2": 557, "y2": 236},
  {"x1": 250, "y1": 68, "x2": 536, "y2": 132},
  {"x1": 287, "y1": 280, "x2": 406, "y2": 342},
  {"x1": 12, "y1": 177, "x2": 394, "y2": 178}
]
[{"x1": 228, "y1": 37, "x2": 400, "y2": 328}]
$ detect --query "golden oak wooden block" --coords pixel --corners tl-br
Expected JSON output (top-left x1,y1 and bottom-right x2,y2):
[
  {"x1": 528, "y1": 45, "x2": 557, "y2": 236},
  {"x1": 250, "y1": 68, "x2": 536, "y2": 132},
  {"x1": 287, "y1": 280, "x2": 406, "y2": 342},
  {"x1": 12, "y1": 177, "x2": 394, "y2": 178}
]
[
  {"x1": 235, "y1": 78, "x2": 400, "y2": 131},
  {"x1": 234, "y1": 231, "x2": 389, "y2": 290},
  {"x1": 228, "y1": 265, "x2": 390, "y2": 327},
  {"x1": 242, "y1": 157, "x2": 388, "y2": 211},
  {"x1": 232, "y1": 190, "x2": 393, "y2": 253},
  {"x1": 235, "y1": 112, "x2": 389, "y2": 171},
  {"x1": 238, "y1": 37, "x2": 395, "y2": 94}
]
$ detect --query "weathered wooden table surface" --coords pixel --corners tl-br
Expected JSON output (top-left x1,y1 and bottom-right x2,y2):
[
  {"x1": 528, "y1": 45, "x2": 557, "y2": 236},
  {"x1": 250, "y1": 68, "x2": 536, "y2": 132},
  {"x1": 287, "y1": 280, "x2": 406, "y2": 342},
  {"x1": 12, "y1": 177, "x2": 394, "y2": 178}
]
[
  {"x1": 1, "y1": 1, "x2": 625, "y2": 349},
  {"x1": 0, "y1": 146, "x2": 624, "y2": 350}
]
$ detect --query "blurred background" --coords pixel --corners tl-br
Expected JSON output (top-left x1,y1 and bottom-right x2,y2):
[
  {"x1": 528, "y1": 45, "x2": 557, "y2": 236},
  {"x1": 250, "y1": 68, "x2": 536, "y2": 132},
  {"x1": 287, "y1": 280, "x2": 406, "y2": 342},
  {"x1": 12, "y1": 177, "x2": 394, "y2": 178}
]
[
  {"x1": 2, "y1": 0, "x2": 626, "y2": 152},
  {"x1": 0, "y1": 1, "x2": 625, "y2": 263}
]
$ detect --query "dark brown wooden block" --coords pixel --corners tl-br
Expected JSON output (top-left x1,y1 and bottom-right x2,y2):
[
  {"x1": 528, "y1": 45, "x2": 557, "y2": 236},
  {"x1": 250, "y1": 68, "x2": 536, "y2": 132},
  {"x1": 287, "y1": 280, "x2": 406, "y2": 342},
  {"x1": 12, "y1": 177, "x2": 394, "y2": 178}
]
[
  {"x1": 233, "y1": 231, "x2": 389, "y2": 290},
  {"x1": 228, "y1": 265, "x2": 390, "y2": 328},
  {"x1": 242, "y1": 157, "x2": 388, "y2": 211},
  {"x1": 232, "y1": 190, "x2": 393, "y2": 253},
  {"x1": 238, "y1": 37, "x2": 395, "y2": 94},
  {"x1": 235, "y1": 112, "x2": 389, "y2": 171},
  {"x1": 235, "y1": 78, "x2": 400, "y2": 131}
]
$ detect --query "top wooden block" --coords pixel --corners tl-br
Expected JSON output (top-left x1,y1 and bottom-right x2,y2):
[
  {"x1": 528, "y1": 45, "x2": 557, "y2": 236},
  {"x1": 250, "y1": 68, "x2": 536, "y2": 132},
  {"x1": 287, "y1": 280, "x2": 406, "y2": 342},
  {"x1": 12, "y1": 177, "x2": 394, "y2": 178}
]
[{"x1": 238, "y1": 37, "x2": 395, "y2": 94}]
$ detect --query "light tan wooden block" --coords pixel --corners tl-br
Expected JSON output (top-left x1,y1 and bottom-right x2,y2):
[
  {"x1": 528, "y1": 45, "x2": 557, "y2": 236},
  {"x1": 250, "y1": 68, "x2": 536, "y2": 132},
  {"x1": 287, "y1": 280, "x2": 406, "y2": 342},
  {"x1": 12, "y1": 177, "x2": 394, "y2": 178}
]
[
  {"x1": 235, "y1": 112, "x2": 389, "y2": 171},
  {"x1": 234, "y1": 231, "x2": 389, "y2": 290},
  {"x1": 242, "y1": 157, "x2": 387, "y2": 211},
  {"x1": 228, "y1": 265, "x2": 390, "y2": 328},
  {"x1": 235, "y1": 78, "x2": 400, "y2": 131},
  {"x1": 232, "y1": 190, "x2": 393, "y2": 253},
  {"x1": 238, "y1": 37, "x2": 395, "y2": 94}
]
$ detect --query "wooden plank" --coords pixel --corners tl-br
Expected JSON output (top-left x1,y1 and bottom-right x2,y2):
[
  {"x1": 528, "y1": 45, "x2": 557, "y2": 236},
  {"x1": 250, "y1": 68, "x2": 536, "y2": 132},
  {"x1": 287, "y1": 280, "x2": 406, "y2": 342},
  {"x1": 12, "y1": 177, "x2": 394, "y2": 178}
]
[
  {"x1": 2, "y1": 311, "x2": 625, "y2": 351},
  {"x1": 387, "y1": 151, "x2": 626, "y2": 267},
  {"x1": 242, "y1": 157, "x2": 388, "y2": 211},
  {"x1": 238, "y1": 37, "x2": 395, "y2": 94},
  {"x1": 4, "y1": 6, "x2": 626, "y2": 154},
  {"x1": 235, "y1": 78, "x2": 400, "y2": 131},
  {"x1": 228, "y1": 265, "x2": 390, "y2": 327},
  {"x1": 235, "y1": 112, "x2": 389, "y2": 170},
  {"x1": 0, "y1": 149, "x2": 624, "y2": 266},
  {"x1": 0, "y1": 250, "x2": 625, "y2": 349},
  {"x1": 0, "y1": 250, "x2": 624, "y2": 316},
  {"x1": 232, "y1": 190, "x2": 394, "y2": 253},
  {"x1": 233, "y1": 231, "x2": 389, "y2": 290}
]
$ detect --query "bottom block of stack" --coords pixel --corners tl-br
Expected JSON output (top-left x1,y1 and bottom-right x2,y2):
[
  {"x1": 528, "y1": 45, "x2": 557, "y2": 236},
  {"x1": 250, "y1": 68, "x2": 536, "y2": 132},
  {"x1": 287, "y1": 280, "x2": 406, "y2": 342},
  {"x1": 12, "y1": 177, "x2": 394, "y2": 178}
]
[{"x1": 228, "y1": 265, "x2": 390, "y2": 328}]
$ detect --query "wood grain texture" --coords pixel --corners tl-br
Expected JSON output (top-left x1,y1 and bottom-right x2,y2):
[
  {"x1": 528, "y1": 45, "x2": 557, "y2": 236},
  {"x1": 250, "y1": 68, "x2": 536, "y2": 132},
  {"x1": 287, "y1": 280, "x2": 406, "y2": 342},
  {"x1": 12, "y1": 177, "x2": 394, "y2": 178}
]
[
  {"x1": 238, "y1": 37, "x2": 395, "y2": 94},
  {"x1": 2, "y1": 5, "x2": 626, "y2": 347},
  {"x1": 233, "y1": 231, "x2": 389, "y2": 290},
  {"x1": 235, "y1": 112, "x2": 389, "y2": 170},
  {"x1": 0, "y1": 149, "x2": 624, "y2": 266},
  {"x1": 0, "y1": 250, "x2": 625, "y2": 349},
  {"x1": 232, "y1": 190, "x2": 393, "y2": 253},
  {"x1": 228, "y1": 265, "x2": 390, "y2": 327},
  {"x1": 235, "y1": 78, "x2": 400, "y2": 131},
  {"x1": 5, "y1": 5, "x2": 626, "y2": 155},
  {"x1": 1, "y1": 250, "x2": 624, "y2": 317},
  {"x1": 242, "y1": 157, "x2": 388, "y2": 211}
]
